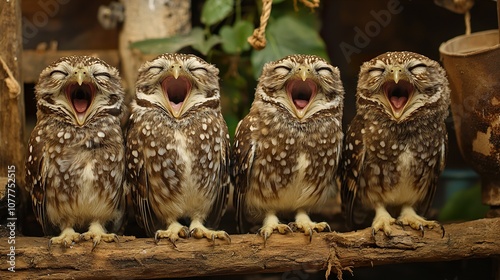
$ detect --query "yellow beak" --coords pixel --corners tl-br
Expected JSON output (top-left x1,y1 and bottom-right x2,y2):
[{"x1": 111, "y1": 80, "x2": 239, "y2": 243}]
[
  {"x1": 298, "y1": 66, "x2": 311, "y2": 81},
  {"x1": 390, "y1": 66, "x2": 403, "y2": 84},
  {"x1": 171, "y1": 63, "x2": 182, "y2": 79}
]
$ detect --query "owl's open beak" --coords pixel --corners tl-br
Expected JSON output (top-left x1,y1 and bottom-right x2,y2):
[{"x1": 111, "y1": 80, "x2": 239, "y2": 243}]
[
  {"x1": 66, "y1": 70, "x2": 95, "y2": 126},
  {"x1": 161, "y1": 75, "x2": 192, "y2": 118},
  {"x1": 383, "y1": 79, "x2": 414, "y2": 119},
  {"x1": 286, "y1": 78, "x2": 317, "y2": 119}
]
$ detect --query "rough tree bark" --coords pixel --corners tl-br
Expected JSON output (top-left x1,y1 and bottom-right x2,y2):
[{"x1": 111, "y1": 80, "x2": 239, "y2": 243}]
[
  {"x1": 1, "y1": 218, "x2": 499, "y2": 279},
  {"x1": 0, "y1": 0, "x2": 25, "y2": 185},
  {"x1": 119, "y1": 0, "x2": 191, "y2": 95}
]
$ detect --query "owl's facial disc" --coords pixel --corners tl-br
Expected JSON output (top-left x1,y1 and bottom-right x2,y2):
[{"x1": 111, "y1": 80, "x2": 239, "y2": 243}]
[
  {"x1": 286, "y1": 78, "x2": 317, "y2": 119},
  {"x1": 383, "y1": 80, "x2": 414, "y2": 119},
  {"x1": 161, "y1": 75, "x2": 192, "y2": 118},
  {"x1": 65, "y1": 82, "x2": 95, "y2": 126}
]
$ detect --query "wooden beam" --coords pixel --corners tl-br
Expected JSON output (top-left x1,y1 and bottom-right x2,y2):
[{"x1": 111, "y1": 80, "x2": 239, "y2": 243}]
[
  {"x1": 21, "y1": 50, "x2": 120, "y2": 84},
  {"x1": 1, "y1": 218, "x2": 499, "y2": 279},
  {"x1": 0, "y1": 0, "x2": 25, "y2": 187}
]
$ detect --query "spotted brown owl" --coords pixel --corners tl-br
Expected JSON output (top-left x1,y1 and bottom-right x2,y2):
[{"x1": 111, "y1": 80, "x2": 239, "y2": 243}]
[
  {"x1": 232, "y1": 54, "x2": 344, "y2": 243},
  {"x1": 25, "y1": 56, "x2": 127, "y2": 249},
  {"x1": 126, "y1": 53, "x2": 230, "y2": 245},
  {"x1": 341, "y1": 51, "x2": 450, "y2": 236}
]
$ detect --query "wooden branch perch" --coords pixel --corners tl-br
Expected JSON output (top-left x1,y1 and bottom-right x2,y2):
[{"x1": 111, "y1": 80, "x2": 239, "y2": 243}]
[{"x1": 1, "y1": 218, "x2": 499, "y2": 279}]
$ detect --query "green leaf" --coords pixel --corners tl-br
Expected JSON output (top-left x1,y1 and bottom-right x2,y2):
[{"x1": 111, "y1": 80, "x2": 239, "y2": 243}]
[
  {"x1": 250, "y1": 15, "x2": 329, "y2": 79},
  {"x1": 439, "y1": 184, "x2": 489, "y2": 222},
  {"x1": 201, "y1": 0, "x2": 234, "y2": 26},
  {"x1": 130, "y1": 27, "x2": 221, "y2": 56},
  {"x1": 130, "y1": 28, "x2": 206, "y2": 54},
  {"x1": 219, "y1": 20, "x2": 254, "y2": 54},
  {"x1": 192, "y1": 34, "x2": 222, "y2": 56}
]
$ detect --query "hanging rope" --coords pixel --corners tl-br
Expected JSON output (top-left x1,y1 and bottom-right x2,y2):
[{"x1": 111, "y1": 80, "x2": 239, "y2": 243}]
[
  {"x1": 247, "y1": 0, "x2": 273, "y2": 50},
  {"x1": 248, "y1": 0, "x2": 321, "y2": 50},
  {"x1": 294, "y1": 0, "x2": 320, "y2": 11},
  {"x1": 0, "y1": 55, "x2": 21, "y2": 98},
  {"x1": 464, "y1": 11, "x2": 471, "y2": 35}
]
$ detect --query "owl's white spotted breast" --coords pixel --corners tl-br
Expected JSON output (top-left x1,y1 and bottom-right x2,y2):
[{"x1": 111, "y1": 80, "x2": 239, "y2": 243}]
[
  {"x1": 27, "y1": 115, "x2": 125, "y2": 230},
  {"x1": 235, "y1": 100, "x2": 342, "y2": 218},
  {"x1": 127, "y1": 104, "x2": 228, "y2": 222}
]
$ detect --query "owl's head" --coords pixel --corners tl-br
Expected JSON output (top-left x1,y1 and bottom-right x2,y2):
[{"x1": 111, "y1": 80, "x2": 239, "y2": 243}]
[
  {"x1": 35, "y1": 55, "x2": 124, "y2": 126},
  {"x1": 134, "y1": 53, "x2": 220, "y2": 118},
  {"x1": 256, "y1": 54, "x2": 344, "y2": 120},
  {"x1": 357, "y1": 51, "x2": 450, "y2": 122}
]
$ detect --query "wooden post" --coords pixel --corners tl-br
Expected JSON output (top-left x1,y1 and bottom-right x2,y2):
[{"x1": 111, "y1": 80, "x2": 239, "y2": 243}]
[
  {"x1": 0, "y1": 0, "x2": 25, "y2": 186},
  {"x1": 118, "y1": 0, "x2": 191, "y2": 96}
]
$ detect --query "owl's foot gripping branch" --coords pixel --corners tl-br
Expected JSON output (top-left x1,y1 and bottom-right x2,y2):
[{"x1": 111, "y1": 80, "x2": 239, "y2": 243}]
[{"x1": 1, "y1": 218, "x2": 499, "y2": 279}]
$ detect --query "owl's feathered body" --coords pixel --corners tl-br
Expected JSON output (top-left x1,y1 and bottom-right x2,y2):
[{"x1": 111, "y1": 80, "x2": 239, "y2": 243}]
[
  {"x1": 25, "y1": 55, "x2": 126, "y2": 248},
  {"x1": 341, "y1": 51, "x2": 450, "y2": 236},
  {"x1": 232, "y1": 55, "x2": 344, "y2": 242},
  {"x1": 126, "y1": 53, "x2": 230, "y2": 244}
]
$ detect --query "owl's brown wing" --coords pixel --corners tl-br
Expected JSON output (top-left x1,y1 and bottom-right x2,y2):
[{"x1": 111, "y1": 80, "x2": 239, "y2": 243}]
[
  {"x1": 126, "y1": 121, "x2": 161, "y2": 237},
  {"x1": 341, "y1": 117, "x2": 366, "y2": 229},
  {"x1": 231, "y1": 118, "x2": 256, "y2": 234},
  {"x1": 416, "y1": 127, "x2": 448, "y2": 216},
  {"x1": 205, "y1": 121, "x2": 230, "y2": 229},
  {"x1": 25, "y1": 128, "x2": 54, "y2": 235}
]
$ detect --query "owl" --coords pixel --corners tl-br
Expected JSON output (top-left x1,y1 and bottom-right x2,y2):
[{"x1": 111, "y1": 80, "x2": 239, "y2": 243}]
[
  {"x1": 341, "y1": 51, "x2": 450, "y2": 237},
  {"x1": 232, "y1": 54, "x2": 344, "y2": 243},
  {"x1": 25, "y1": 56, "x2": 126, "y2": 249},
  {"x1": 126, "y1": 53, "x2": 230, "y2": 245}
]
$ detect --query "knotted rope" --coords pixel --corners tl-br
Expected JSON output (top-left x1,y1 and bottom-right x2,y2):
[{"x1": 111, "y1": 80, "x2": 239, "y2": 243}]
[{"x1": 247, "y1": 0, "x2": 321, "y2": 50}]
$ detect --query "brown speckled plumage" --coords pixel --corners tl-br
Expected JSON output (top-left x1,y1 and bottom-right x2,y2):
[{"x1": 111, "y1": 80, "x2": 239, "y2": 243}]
[
  {"x1": 341, "y1": 51, "x2": 450, "y2": 236},
  {"x1": 126, "y1": 53, "x2": 230, "y2": 244},
  {"x1": 232, "y1": 55, "x2": 344, "y2": 242},
  {"x1": 25, "y1": 55, "x2": 126, "y2": 248}
]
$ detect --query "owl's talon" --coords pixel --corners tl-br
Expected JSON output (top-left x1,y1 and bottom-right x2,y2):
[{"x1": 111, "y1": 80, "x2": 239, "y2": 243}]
[
  {"x1": 324, "y1": 223, "x2": 332, "y2": 232},
  {"x1": 440, "y1": 224, "x2": 446, "y2": 238},
  {"x1": 154, "y1": 232, "x2": 160, "y2": 244},
  {"x1": 48, "y1": 239, "x2": 52, "y2": 251},
  {"x1": 263, "y1": 232, "x2": 269, "y2": 247},
  {"x1": 308, "y1": 228, "x2": 313, "y2": 243},
  {"x1": 179, "y1": 226, "x2": 190, "y2": 238},
  {"x1": 91, "y1": 240, "x2": 99, "y2": 252},
  {"x1": 396, "y1": 221, "x2": 406, "y2": 231},
  {"x1": 169, "y1": 238, "x2": 178, "y2": 248},
  {"x1": 224, "y1": 232, "x2": 231, "y2": 244},
  {"x1": 419, "y1": 224, "x2": 425, "y2": 237}
]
